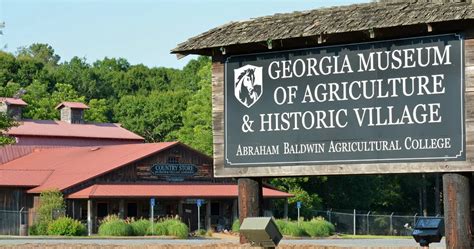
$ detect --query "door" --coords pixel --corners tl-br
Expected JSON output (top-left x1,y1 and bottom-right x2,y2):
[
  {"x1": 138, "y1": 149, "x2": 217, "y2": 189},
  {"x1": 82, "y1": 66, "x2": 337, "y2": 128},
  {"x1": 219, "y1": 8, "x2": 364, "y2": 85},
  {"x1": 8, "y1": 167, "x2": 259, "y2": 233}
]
[
  {"x1": 182, "y1": 204, "x2": 199, "y2": 231},
  {"x1": 127, "y1": 202, "x2": 137, "y2": 218}
]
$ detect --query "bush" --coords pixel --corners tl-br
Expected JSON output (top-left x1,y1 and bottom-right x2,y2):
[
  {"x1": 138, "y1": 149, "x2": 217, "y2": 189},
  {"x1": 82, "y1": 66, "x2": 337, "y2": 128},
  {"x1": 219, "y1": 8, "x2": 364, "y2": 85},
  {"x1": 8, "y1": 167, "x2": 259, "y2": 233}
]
[
  {"x1": 47, "y1": 217, "x2": 86, "y2": 236},
  {"x1": 29, "y1": 222, "x2": 49, "y2": 235},
  {"x1": 147, "y1": 222, "x2": 167, "y2": 236},
  {"x1": 231, "y1": 219, "x2": 240, "y2": 232},
  {"x1": 98, "y1": 215, "x2": 133, "y2": 236},
  {"x1": 162, "y1": 218, "x2": 188, "y2": 239},
  {"x1": 130, "y1": 219, "x2": 151, "y2": 236},
  {"x1": 301, "y1": 217, "x2": 335, "y2": 237}
]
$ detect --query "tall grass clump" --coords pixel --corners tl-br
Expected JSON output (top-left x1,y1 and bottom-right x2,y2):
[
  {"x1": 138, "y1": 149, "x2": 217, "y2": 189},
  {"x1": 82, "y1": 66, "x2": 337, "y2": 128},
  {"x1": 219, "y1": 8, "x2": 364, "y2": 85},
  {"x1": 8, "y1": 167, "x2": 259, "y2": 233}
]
[
  {"x1": 275, "y1": 219, "x2": 306, "y2": 237},
  {"x1": 147, "y1": 221, "x2": 168, "y2": 236},
  {"x1": 130, "y1": 219, "x2": 151, "y2": 236},
  {"x1": 162, "y1": 218, "x2": 189, "y2": 239},
  {"x1": 301, "y1": 217, "x2": 335, "y2": 237},
  {"x1": 98, "y1": 215, "x2": 133, "y2": 236}
]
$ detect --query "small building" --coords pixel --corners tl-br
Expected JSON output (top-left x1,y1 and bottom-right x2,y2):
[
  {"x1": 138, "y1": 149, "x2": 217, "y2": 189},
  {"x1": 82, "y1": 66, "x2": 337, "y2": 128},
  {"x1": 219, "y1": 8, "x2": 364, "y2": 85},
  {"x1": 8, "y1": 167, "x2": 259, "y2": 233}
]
[{"x1": 0, "y1": 98, "x2": 291, "y2": 235}]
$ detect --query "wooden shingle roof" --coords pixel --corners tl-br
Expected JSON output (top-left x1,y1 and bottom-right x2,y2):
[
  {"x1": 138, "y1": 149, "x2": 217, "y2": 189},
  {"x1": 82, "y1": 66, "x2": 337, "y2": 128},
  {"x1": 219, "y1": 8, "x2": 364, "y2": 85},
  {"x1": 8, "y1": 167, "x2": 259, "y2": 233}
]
[{"x1": 172, "y1": 1, "x2": 474, "y2": 55}]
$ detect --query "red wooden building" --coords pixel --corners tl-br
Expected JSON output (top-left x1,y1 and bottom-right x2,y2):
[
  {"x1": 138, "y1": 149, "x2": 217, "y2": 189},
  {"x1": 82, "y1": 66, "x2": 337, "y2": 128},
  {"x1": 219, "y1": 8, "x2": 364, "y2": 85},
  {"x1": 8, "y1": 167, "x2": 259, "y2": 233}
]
[{"x1": 0, "y1": 98, "x2": 291, "y2": 235}]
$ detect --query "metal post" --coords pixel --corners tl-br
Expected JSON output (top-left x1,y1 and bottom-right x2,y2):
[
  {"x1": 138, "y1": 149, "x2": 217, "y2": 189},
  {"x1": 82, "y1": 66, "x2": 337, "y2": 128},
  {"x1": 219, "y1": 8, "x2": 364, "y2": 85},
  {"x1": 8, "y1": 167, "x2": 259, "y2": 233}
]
[
  {"x1": 87, "y1": 199, "x2": 92, "y2": 236},
  {"x1": 366, "y1": 211, "x2": 371, "y2": 235},
  {"x1": 413, "y1": 213, "x2": 417, "y2": 228},
  {"x1": 297, "y1": 206, "x2": 300, "y2": 225},
  {"x1": 18, "y1": 207, "x2": 24, "y2": 235},
  {"x1": 353, "y1": 209, "x2": 356, "y2": 235},
  {"x1": 443, "y1": 173, "x2": 471, "y2": 249},
  {"x1": 390, "y1": 212, "x2": 394, "y2": 235},
  {"x1": 283, "y1": 199, "x2": 288, "y2": 220},
  {"x1": 150, "y1": 200, "x2": 154, "y2": 235},
  {"x1": 197, "y1": 201, "x2": 201, "y2": 231}
]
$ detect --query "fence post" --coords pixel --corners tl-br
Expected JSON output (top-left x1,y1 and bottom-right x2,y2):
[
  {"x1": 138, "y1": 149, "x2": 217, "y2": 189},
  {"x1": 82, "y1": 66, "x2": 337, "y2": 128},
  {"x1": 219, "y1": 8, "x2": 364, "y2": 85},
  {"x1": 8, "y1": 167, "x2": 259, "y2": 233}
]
[
  {"x1": 413, "y1": 213, "x2": 417, "y2": 227},
  {"x1": 390, "y1": 212, "x2": 394, "y2": 235},
  {"x1": 366, "y1": 211, "x2": 371, "y2": 235},
  {"x1": 353, "y1": 209, "x2": 356, "y2": 235}
]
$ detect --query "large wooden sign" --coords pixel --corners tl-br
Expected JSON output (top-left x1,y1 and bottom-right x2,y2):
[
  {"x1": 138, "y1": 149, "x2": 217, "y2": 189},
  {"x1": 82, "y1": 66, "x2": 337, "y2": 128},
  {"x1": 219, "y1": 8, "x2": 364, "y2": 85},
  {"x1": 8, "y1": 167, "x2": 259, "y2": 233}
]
[{"x1": 213, "y1": 34, "x2": 469, "y2": 177}]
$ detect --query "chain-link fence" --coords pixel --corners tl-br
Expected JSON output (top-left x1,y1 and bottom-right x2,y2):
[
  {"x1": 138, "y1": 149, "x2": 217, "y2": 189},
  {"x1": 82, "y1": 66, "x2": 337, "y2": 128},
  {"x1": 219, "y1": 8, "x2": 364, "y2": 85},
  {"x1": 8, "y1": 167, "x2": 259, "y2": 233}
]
[
  {"x1": 313, "y1": 209, "x2": 442, "y2": 236},
  {"x1": 0, "y1": 209, "x2": 29, "y2": 235},
  {"x1": 0, "y1": 208, "x2": 65, "y2": 235}
]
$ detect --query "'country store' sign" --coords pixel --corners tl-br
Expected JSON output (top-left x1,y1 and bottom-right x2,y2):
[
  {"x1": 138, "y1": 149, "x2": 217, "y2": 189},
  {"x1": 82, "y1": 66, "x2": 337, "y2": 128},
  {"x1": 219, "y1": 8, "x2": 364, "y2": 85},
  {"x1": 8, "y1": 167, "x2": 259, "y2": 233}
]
[{"x1": 224, "y1": 34, "x2": 464, "y2": 167}]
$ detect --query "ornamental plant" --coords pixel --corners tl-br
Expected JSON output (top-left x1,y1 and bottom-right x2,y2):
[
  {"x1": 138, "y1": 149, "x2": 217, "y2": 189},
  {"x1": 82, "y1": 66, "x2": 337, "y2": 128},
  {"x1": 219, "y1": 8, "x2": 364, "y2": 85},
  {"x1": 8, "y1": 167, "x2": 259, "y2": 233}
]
[{"x1": 47, "y1": 217, "x2": 86, "y2": 236}]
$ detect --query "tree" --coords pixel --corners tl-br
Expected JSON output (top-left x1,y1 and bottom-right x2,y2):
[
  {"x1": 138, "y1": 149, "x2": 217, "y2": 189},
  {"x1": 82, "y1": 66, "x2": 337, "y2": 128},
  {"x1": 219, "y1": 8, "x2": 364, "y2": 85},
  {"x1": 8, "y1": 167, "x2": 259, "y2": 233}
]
[
  {"x1": 175, "y1": 62, "x2": 212, "y2": 155},
  {"x1": 114, "y1": 90, "x2": 190, "y2": 142},
  {"x1": 84, "y1": 99, "x2": 109, "y2": 122},
  {"x1": 17, "y1": 43, "x2": 60, "y2": 66},
  {"x1": 0, "y1": 112, "x2": 17, "y2": 145},
  {"x1": 270, "y1": 177, "x2": 324, "y2": 218},
  {"x1": 34, "y1": 189, "x2": 66, "y2": 235}
]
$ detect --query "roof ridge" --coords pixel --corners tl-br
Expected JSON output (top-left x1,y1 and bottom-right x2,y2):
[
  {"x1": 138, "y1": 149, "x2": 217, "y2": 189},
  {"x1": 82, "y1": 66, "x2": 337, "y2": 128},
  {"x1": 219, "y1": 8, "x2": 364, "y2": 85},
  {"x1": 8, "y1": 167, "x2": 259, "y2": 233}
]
[
  {"x1": 172, "y1": 1, "x2": 474, "y2": 54},
  {"x1": 56, "y1": 142, "x2": 179, "y2": 191}
]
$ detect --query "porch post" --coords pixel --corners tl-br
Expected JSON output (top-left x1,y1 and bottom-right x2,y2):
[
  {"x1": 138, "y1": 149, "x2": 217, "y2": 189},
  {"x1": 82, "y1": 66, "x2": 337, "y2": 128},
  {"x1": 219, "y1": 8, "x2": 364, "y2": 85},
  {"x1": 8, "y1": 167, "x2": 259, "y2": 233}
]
[
  {"x1": 72, "y1": 200, "x2": 75, "y2": 219},
  {"x1": 87, "y1": 199, "x2": 92, "y2": 236},
  {"x1": 284, "y1": 198, "x2": 288, "y2": 220},
  {"x1": 206, "y1": 199, "x2": 212, "y2": 230},
  {"x1": 232, "y1": 199, "x2": 238, "y2": 222},
  {"x1": 119, "y1": 199, "x2": 125, "y2": 219},
  {"x1": 178, "y1": 200, "x2": 183, "y2": 218}
]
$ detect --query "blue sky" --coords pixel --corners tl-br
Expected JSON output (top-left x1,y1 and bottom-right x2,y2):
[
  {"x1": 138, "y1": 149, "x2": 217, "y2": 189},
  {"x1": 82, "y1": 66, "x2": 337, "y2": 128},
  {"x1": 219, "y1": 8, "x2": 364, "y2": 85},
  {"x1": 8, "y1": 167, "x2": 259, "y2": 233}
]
[{"x1": 0, "y1": 0, "x2": 367, "y2": 69}]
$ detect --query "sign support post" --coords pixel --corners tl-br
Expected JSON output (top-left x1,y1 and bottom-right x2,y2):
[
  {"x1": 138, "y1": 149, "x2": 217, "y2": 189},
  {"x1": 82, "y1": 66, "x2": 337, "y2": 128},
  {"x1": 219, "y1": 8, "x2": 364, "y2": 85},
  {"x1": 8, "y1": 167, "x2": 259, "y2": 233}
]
[
  {"x1": 238, "y1": 178, "x2": 263, "y2": 244},
  {"x1": 150, "y1": 198, "x2": 155, "y2": 234},
  {"x1": 443, "y1": 173, "x2": 471, "y2": 249},
  {"x1": 297, "y1": 201, "x2": 301, "y2": 225},
  {"x1": 197, "y1": 199, "x2": 202, "y2": 231}
]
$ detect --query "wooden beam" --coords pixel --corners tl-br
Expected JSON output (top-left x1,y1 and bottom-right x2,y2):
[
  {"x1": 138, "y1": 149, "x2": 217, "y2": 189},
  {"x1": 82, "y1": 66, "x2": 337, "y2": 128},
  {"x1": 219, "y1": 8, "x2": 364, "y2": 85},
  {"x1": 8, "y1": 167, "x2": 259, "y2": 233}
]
[
  {"x1": 443, "y1": 173, "x2": 471, "y2": 249},
  {"x1": 238, "y1": 178, "x2": 263, "y2": 244},
  {"x1": 206, "y1": 199, "x2": 212, "y2": 230}
]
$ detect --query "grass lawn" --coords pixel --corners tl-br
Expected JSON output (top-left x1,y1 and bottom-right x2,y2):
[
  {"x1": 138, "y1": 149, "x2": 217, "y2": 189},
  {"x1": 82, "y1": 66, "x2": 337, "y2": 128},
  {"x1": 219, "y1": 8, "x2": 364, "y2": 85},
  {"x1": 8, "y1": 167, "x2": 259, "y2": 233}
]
[{"x1": 339, "y1": 234, "x2": 412, "y2": 239}]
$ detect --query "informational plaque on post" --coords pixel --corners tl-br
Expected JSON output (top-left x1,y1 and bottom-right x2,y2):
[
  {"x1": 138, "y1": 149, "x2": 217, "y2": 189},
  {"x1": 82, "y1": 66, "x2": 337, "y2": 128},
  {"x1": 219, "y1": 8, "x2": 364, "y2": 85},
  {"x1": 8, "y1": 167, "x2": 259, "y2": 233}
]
[{"x1": 224, "y1": 34, "x2": 464, "y2": 167}]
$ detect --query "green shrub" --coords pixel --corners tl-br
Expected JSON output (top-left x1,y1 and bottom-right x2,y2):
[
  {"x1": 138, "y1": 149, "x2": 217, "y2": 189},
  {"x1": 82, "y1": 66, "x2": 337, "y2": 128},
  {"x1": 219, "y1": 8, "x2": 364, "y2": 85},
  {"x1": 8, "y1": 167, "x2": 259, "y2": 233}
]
[
  {"x1": 30, "y1": 222, "x2": 49, "y2": 235},
  {"x1": 276, "y1": 219, "x2": 306, "y2": 237},
  {"x1": 147, "y1": 222, "x2": 167, "y2": 236},
  {"x1": 301, "y1": 217, "x2": 335, "y2": 237},
  {"x1": 98, "y1": 215, "x2": 133, "y2": 236},
  {"x1": 47, "y1": 217, "x2": 86, "y2": 236},
  {"x1": 162, "y1": 219, "x2": 188, "y2": 239},
  {"x1": 28, "y1": 224, "x2": 39, "y2": 235},
  {"x1": 130, "y1": 219, "x2": 151, "y2": 236},
  {"x1": 231, "y1": 219, "x2": 240, "y2": 232}
]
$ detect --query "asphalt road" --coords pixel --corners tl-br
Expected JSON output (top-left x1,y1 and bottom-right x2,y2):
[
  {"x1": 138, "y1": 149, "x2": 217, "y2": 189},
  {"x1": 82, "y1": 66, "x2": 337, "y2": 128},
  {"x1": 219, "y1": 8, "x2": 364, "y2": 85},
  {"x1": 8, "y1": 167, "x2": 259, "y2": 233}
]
[{"x1": 0, "y1": 237, "x2": 446, "y2": 248}]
